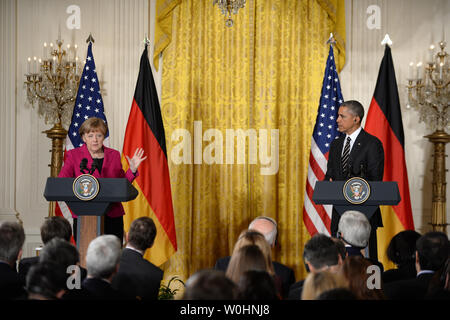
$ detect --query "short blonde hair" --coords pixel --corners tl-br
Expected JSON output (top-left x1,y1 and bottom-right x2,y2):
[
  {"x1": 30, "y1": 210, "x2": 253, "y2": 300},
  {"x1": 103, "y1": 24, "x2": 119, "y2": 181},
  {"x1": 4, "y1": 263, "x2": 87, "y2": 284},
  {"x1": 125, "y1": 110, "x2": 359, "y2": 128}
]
[{"x1": 79, "y1": 117, "x2": 108, "y2": 136}]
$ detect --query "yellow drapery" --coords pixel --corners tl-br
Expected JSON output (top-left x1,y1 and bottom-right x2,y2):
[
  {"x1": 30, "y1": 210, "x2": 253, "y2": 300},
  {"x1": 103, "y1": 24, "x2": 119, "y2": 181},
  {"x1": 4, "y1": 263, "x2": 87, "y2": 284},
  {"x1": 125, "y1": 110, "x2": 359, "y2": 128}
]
[{"x1": 156, "y1": 0, "x2": 345, "y2": 285}]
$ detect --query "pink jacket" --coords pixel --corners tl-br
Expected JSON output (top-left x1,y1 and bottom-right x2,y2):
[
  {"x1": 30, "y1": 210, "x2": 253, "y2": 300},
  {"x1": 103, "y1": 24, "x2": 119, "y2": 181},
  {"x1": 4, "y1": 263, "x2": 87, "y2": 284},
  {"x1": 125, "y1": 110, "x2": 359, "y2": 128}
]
[{"x1": 58, "y1": 144, "x2": 138, "y2": 218}]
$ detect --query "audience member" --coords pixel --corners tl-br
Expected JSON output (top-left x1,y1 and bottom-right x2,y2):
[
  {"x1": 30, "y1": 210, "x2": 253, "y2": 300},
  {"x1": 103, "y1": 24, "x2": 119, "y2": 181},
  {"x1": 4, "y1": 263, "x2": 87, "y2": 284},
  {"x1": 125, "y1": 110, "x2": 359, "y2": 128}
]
[
  {"x1": 0, "y1": 221, "x2": 26, "y2": 300},
  {"x1": 226, "y1": 245, "x2": 269, "y2": 284},
  {"x1": 316, "y1": 287, "x2": 357, "y2": 300},
  {"x1": 383, "y1": 230, "x2": 421, "y2": 284},
  {"x1": 18, "y1": 216, "x2": 73, "y2": 283},
  {"x1": 288, "y1": 234, "x2": 342, "y2": 299},
  {"x1": 237, "y1": 270, "x2": 279, "y2": 300},
  {"x1": 112, "y1": 217, "x2": 163, "y2": 300},
  {"x1": 215, "y1": 216, "x2": 295, "y2": 298},
  {"x1": 339, "y1": 255, "x2": 385, "y2": 300},
  {"x1": 82, "y1": 235, "x2": 125, "y2": 299},
  {"x1": 338, "y1": 210, "x2": 384, "y2": 272},
  {"x1": 26, "y1": 261, "x2": 67, "y2": 300},
  {"x1": 426, "y1": 258, "x2": 450, "y2": 299},
  {"x1": 183, "y1": 269, "x2": 237, "y2": 300},
  {"x1": 384, "y1": 231, "x2": 449, "y2": 300},
  {"x1": 301, "y1": 270, "x2": 347, "y2": 300},
  {"x1": 39, "y1": 237, "x2": 90, "y2": 299}
]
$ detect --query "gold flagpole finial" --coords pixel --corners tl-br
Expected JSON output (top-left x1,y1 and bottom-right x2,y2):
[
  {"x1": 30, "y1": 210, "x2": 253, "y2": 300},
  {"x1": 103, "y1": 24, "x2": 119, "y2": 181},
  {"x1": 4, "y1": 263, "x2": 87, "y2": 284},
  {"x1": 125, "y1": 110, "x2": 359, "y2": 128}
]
[{"x1": 86, "y1": 33, "x2": 95, "y2": 44}]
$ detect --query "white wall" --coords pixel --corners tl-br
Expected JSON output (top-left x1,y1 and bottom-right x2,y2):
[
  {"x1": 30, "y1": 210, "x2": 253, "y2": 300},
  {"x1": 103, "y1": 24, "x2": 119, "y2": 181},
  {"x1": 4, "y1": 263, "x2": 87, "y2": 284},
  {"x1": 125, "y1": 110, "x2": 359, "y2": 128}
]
[{"x1": 0, "y1": 0, "x2": 448, "y2": 258}]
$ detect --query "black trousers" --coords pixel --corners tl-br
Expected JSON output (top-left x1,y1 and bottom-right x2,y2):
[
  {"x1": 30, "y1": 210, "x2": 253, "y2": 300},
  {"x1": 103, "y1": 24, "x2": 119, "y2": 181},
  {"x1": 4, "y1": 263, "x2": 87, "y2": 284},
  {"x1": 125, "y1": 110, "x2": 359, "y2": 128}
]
[
  {"x1": 330, "y1": 208, "x2": 379, "y2": 260},
  {"x1": 73, "y1": 215, "x2": 124, "y2": 245}
]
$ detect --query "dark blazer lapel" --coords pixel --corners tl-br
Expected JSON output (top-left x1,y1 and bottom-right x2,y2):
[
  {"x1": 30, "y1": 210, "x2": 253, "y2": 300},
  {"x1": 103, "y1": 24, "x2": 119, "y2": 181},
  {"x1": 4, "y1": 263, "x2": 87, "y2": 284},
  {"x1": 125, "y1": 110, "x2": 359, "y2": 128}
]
[{"x1": 348, "y1": 128, "x2": 365, "y2": 160}]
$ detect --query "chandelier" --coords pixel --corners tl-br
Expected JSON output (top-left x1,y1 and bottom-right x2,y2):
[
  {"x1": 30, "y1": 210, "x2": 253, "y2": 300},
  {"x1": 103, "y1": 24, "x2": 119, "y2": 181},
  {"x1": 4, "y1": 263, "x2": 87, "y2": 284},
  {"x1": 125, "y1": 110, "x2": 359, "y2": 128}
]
[
  {"x1": 406, "y1": 40, "x2": 449, "y2": 132},
  {"x1": 25, "y1": 35, "x2": 80, "y2": 127},
  {"x1": 213, "y1": 0, "x2": 246, "y2": 27}
]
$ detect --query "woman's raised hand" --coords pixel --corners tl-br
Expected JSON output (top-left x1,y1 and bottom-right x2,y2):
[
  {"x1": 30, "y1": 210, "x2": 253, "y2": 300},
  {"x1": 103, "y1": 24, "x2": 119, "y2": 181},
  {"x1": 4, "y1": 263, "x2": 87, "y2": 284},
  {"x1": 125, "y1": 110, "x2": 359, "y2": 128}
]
[{"x1": 126, "y1": 148, "x2": 147, "y2": 173}]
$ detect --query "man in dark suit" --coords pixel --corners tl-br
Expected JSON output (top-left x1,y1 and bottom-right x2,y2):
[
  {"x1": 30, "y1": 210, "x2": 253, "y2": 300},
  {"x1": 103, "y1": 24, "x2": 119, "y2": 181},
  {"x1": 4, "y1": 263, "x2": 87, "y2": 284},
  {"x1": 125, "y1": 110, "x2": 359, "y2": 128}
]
[
  {"x1": 0, "y1": 221, "x2": 27, "y2": 300},
  {"x1": 324, "y1": 100, "x2": 384, "y2": 259},
  {"x1": 214, "y1": 216, "x2": 295, "y2": 299},
  {"x1": 18, "y1": 216, "x2": 75, "y2": 283},
  {"x1": 288, "y1": 234, "x2": 342, "y2": 299},
  {"x1": 82, "y1": 235, "x2": 125, "y2": 299},
  {"x1": 384, "y1": 232, "x2": 449, "y2": 300},
  {"x1": 112, "y1": 217, "x2": 163, "y2": 300}
]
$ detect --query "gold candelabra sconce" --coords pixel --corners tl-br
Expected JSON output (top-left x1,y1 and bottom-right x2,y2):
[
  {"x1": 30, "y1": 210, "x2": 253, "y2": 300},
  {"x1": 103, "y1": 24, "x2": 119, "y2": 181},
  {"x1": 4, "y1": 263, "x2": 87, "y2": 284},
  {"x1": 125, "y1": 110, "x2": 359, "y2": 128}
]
[
  {"x1": 406, "y1": 40, "x2": 449, "y2": 233},
  {"x1": 24, "y1": 34, "x2": 82, "y2": 216}
]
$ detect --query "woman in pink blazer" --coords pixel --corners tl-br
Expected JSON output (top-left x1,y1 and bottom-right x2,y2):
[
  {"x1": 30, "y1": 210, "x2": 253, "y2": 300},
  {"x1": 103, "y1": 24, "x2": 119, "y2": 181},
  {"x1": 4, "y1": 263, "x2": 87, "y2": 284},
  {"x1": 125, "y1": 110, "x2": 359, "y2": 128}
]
[{"x1": 59, "y1": 117, "x2": 147, "y2": 243}]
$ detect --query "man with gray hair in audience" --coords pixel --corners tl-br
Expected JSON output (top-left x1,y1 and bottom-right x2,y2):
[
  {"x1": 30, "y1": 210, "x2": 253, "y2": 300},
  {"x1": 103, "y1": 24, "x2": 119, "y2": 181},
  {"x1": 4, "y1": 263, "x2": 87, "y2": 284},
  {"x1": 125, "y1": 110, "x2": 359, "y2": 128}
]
[
  {"x1": 0, "y1": 221, "x2": 26, "y2": 300},
  {"x1": 338, "y1": 210, "x2": 383, "y2": 271},
  {"x1": 82, "y1": 235, "x2": 125, "y2": 299}
]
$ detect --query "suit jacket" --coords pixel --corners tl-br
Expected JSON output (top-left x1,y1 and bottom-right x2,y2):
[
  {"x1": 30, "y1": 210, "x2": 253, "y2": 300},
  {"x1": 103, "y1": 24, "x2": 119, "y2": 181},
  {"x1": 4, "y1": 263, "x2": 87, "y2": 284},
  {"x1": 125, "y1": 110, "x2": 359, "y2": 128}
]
[
  {"x1": 19, "y1": 256, "x2": 88, "y2": 286},
  {"x1": 382, "y1": 263, "x2": 417, "y2": 284},
  {"x1": 325, "y1": 129, "x2": 384, "y2": 229},
  {"x1": 214, "y1": 256, "x2": 295, "y2": 299},
  {"x1": 82, "y1": 277, "x2": 126, "y2": 300},
  {"x1": 0, "y1": 262, "x2": 26, "y2": 300},
  {"x1": 287, "y1": 279, "x2": 305, "y2": 300},
  {"x1": 58, "y1": 144, "x2": 138, "y2": 218},
  {"x1": 112, "y1": 248, "x2": 163, "y2": 300},
  {"x1": 383, "y1": 272, "x2": 435, "y2": 300}
]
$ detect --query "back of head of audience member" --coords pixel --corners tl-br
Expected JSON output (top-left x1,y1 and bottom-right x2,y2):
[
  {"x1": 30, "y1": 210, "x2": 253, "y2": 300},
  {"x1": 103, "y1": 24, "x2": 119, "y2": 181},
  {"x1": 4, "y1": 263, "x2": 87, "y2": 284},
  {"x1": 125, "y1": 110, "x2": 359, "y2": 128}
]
[
  {"x1": 248, "y1": 216, "x2": 278, "y2": 248},
  {"x1": 0, "y1": 221, "x2": 25, "y2": 266},
  {"x1": 237, "y1": 270, "x2": 278, "y2": 300},
  {"x1": 331, "y1": 237, "x2": 347, "y2": 261},
  {"x1": 338, "y1": 210, "x2": 371, "y2": 248},
  {"x1": 183, "y1": 269, "x2": 237, "y2": 300},
  {"x1": 226, "y1": 245, "x2": 268, "y2": 284},
  {"x1": 231, "y1": 230, "x2": 275, "y2": 276},
  {"x1": 40, "y1": 216, "x2": 72, "y2": 244},
  {"x1": 39, "y1": 237, "x2": 80, "y2": 272},
  {"x1": 339, "y1": 255, "x2": 384, "y2": 300},
  {"x1": 303, "y1": 234, "x2": 341, "y2": 273},
  {"x1": 386, "y1": 230, "x2": 421, "y2": 267},
  {"x1": 316, "y1": 288, "x2": 357, "y2": 300},
  {"x1": 126, "y1": 217, "x2": 157, "y2": 252},
  {"x1": 26, "y1": 261, "x2": 67, "y2": 300},
  {"x1": 86, "y1": 235, "x2": 121, "y2": 281},
  {"x1": 301, "y1": 271, "x2": 347, "y2": 300},
  {"x1": 415, "y1": 231, "x2": 449, "y2": 272}
]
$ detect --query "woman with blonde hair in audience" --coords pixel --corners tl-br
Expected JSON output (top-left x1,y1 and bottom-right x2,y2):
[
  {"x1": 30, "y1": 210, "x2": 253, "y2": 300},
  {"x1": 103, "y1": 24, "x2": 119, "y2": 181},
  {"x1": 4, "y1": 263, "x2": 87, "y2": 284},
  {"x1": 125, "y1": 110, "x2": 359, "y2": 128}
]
[
  {"x1": 339, "y1": 255, "x2": 385, "y2": 300},
  {"x1": 301, "y1": 271, "x2": 347, "y2": 300},
  {"x1": 226, "y1": 230, "x2": 282, "y2": 297}
]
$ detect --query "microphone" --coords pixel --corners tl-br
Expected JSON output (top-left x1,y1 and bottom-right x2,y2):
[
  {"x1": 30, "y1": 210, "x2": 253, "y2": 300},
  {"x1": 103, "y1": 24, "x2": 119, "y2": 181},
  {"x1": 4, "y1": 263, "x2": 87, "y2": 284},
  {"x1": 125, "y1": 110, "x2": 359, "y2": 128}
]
[
  {"x1": 347, "y1": 159, "x2": 353, "y2": 179},
  {"x1": 360, "y1": 163, "x2": 365, "y2": 179},
  {"x1": 90, "y1": 162, "x2": 97, "y2": 175},
  {"x1": 80, "y1": 158, "x2": 88, "y2": 174}
]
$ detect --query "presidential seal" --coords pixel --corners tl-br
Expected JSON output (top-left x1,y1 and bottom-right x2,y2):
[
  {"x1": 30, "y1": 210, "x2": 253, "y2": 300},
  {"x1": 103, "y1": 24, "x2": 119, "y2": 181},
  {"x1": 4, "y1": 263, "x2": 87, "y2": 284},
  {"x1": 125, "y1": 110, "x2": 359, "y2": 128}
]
[
  {"x1": 73, "y1": 174, "x2": 100, "y2": 201},
  {"x1": 343, "y1": 177, "x2": 370, "y2": 205}
]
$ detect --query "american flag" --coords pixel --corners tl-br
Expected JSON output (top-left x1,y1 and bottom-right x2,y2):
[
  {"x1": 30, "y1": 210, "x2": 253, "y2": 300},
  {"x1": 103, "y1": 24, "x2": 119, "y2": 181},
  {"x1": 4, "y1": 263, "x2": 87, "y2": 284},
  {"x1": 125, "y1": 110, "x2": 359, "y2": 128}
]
[
  {"x1": 55, "y1": 42, "x2": 109, "y2": 223},
  {"x1": 302, "y1": 45, "x2": 344, "y2": 236}
]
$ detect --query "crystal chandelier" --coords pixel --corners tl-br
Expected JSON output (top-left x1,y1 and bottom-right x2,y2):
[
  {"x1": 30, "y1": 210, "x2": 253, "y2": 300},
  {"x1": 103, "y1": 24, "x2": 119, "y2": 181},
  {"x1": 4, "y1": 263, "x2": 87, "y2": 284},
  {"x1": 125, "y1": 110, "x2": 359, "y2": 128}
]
[
  {"x1": 25, "y1": 36, "x2": 80, "y2": 128},
  {"x1": 213, "y1": 0, "x2": 246, "y2": 27},
  {"x1": 406, "y1": 41, "x2": 449, "y2": 132}
]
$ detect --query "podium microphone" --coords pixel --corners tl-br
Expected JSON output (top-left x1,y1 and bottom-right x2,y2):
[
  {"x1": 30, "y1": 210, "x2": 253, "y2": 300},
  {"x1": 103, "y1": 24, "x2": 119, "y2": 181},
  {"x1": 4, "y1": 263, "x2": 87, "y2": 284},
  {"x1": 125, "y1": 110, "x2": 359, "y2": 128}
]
[
  {"x1": 90, "y1": 162, "x2": 97, "y2": 175},
  {"x1": 80, "y1": 158, "x2": 88, "y2": 174}
]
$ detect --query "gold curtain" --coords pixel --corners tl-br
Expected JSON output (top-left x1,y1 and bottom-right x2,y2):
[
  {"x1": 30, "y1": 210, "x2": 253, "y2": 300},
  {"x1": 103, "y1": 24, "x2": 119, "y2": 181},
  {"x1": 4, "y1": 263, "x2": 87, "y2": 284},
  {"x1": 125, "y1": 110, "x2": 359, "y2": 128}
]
[{"x1": 157, "y1": 0, "x2": 345, "y2": 285}]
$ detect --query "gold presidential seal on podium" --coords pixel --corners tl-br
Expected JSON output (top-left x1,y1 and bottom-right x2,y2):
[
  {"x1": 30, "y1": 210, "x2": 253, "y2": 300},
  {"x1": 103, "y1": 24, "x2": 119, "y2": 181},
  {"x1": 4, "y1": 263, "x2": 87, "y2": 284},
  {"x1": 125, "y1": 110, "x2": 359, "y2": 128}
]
[
  {"x1": 73, "y1": 174, "x2": 100, "y2": 201},
  {"x1": 343, "y1": 177, "x2": 371, "y2": 204}
]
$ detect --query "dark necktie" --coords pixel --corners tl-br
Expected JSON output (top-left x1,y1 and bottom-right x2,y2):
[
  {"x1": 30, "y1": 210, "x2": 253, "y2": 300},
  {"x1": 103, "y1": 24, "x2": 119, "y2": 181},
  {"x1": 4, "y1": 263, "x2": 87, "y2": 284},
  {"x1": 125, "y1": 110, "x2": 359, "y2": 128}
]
[{"x1": 341, "y1": 136, "x2": 351, "y2": 176}]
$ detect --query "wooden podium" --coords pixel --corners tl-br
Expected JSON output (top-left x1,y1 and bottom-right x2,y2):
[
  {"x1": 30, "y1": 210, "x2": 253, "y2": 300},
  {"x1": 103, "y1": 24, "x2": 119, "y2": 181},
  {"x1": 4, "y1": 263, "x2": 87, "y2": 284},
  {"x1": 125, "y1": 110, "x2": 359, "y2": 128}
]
[{"x1": 44, "y1": 177, "x2": 138, "y2": 267}]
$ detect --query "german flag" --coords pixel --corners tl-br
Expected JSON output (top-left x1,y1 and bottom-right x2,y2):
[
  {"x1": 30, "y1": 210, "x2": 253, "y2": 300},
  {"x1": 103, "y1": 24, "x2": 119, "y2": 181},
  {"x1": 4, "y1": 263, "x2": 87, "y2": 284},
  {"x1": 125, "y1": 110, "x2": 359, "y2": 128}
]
[
  {"x1": 364, "y1": 45, "x2": 415, "y2": 269},
  {"x1": 121, "y1": 45, "x2": 177, "y2": 266}
]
